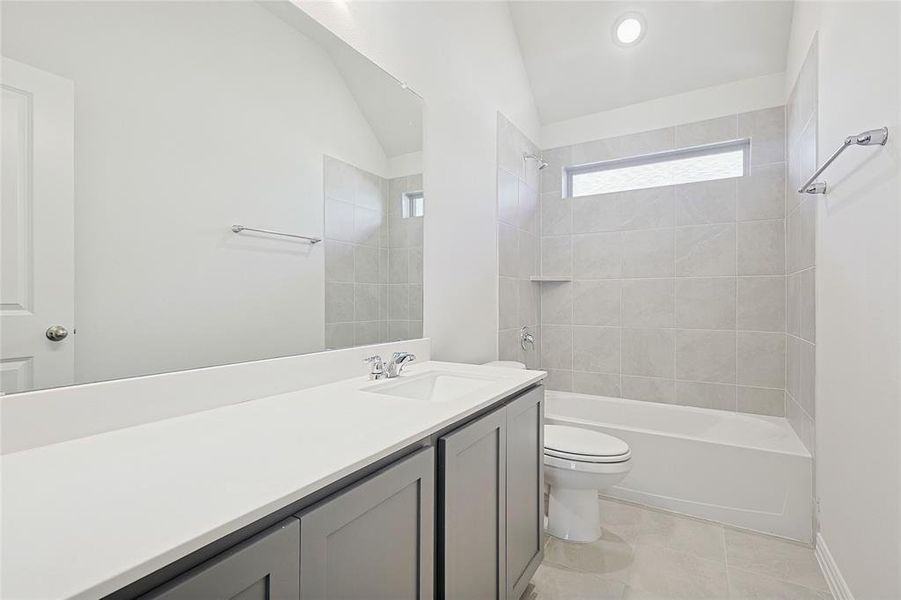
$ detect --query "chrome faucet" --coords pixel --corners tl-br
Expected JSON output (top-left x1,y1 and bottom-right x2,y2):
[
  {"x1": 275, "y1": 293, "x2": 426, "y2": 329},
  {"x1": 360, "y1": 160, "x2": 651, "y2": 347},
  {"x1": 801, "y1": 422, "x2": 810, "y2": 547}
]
[{"x1": 364, "y1": 352, "x2": 417, "y2": 380}]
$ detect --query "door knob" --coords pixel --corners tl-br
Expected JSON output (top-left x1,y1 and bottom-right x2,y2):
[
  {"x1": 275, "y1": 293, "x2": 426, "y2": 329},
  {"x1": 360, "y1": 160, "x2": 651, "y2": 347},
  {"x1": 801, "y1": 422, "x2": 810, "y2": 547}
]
[{"x1": 45, "y1": 325, "x2": 68, "y2": 341}]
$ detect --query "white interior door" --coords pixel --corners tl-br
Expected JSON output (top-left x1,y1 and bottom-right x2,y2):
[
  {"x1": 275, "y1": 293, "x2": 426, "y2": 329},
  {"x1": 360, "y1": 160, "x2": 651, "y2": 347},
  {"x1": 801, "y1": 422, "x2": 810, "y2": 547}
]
[{"x1": 1, "y1": 57, "x2": 74, "y2": 393}]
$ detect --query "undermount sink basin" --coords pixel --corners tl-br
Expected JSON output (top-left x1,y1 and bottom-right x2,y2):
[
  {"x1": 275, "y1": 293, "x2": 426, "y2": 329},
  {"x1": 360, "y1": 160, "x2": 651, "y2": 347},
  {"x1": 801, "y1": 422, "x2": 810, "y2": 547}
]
[{"x1": 365, "y1": 371, "x2": 496, "y2": 402}]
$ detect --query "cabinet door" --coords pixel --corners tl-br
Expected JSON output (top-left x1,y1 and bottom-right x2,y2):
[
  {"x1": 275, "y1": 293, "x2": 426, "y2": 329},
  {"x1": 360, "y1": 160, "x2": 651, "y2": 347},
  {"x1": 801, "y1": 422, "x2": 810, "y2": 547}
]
[
  {"x1": 440, "y1": 407, "x2": 507, "y2": 600},
  {"x1": 505, "y1": 387, "x2": 544, "y2": 600},
  {"x1": 143, "y1": 518, "x2": 300, "y2": 600},
  {"x1": 297, "y1": 447, "x2": 435, "y2": 600}
]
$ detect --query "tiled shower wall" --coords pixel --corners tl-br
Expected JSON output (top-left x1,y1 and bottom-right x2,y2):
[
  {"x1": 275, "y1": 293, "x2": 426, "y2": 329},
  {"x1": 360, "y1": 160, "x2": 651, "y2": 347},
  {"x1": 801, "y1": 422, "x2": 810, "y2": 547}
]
[
  {"x1": 785, "y1": 39, "x2": 818, "y2": 454},
  {"x1": 387, "y1": 174, "x2": 425, "y2": 342},
  {"x1": 497, "y1": 113, "x2": 541, "y2": 368},
  {"x1": 537, "y1": 108, "x2": 788, "y2": 416},
  {"x1": 323, "y1": 156, "x2": 423, "y2": 349}
]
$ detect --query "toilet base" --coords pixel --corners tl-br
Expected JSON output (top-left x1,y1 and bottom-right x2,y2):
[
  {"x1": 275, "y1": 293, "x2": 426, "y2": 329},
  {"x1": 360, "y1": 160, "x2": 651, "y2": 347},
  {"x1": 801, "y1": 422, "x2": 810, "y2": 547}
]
[{"x1": 546, "y1": 486, "x2": 601, "y2": 543}]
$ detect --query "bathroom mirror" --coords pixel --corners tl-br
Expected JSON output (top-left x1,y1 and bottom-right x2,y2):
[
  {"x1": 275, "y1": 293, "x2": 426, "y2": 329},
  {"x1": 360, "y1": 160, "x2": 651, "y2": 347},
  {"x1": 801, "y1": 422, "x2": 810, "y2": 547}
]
[{"x1": 0, "y1": 1, "x2": 424, "y2": 393}]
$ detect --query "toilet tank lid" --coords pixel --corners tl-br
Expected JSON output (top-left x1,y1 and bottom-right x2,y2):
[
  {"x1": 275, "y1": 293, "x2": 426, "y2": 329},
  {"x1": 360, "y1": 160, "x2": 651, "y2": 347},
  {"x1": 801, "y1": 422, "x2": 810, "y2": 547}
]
[{"x1": 545, "y1": 424, "x2": 630, "y2": 458}]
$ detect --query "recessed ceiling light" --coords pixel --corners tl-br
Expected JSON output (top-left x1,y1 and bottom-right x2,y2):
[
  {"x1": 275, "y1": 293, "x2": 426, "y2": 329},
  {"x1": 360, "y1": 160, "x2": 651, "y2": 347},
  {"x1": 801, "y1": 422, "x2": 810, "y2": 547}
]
[{"x1": 613, "y1": 13, "x2": 645, "y2": 47}]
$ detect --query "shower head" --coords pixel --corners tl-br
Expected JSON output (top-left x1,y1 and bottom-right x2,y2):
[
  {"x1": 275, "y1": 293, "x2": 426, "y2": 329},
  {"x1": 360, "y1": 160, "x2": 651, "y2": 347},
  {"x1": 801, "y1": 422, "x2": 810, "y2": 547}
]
[{"x1": 523, "y1": 152, "x2": 549, "y2": 170}]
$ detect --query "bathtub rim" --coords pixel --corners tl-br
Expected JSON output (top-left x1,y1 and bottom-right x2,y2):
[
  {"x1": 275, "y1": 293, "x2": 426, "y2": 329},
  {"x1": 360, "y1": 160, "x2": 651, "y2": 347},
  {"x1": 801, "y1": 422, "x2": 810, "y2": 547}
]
[{"x1": 545, "y1": 390, "x2": 811, "y2": 459}]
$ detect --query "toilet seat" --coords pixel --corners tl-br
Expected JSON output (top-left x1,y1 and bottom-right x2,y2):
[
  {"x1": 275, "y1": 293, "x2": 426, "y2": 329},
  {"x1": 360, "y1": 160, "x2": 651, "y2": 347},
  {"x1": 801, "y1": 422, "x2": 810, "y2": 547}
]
[
  {"x1": 544, "y1": 453, "x2": 633, "y2": 473},
  {"x1": 544, "y1": 424, "x2": 631, "y2": 463}
]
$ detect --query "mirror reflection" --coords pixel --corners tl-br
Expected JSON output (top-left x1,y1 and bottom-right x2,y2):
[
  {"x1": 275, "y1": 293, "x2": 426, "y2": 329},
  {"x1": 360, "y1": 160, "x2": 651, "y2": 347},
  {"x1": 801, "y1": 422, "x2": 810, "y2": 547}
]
[{"x1": 0, "y1": 1, "x2": 424, "y2": 394}]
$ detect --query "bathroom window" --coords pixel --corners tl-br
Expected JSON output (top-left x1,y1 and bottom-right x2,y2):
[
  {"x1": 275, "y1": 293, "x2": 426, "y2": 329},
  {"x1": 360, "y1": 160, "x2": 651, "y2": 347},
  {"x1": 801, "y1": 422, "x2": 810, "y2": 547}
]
[
  {"x1": 402, "y1": 191, "x2": 424, "y2": 218},
  {"x1": 566, "y1": 139, "x2": 749, "y2": 198}
]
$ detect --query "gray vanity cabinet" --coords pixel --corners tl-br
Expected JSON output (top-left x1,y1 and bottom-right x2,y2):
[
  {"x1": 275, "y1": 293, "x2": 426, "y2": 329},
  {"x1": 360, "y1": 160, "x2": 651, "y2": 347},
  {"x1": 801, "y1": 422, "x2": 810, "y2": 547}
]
[
  {"x1": 439, "y1": 386, "x2": 544, "y2": 600},
  {"x1": 439, "y1": 406, "x2": 507, "y2": 599},
  {"x1": 143, "y1": 518, "x2": 300, "y2": 600},
  {"x1": 504, "y1": 387, "x2": 544, "y2": 600},
  {"x1": 296, "y1": 447, "x2": 435, "y2": 600}
]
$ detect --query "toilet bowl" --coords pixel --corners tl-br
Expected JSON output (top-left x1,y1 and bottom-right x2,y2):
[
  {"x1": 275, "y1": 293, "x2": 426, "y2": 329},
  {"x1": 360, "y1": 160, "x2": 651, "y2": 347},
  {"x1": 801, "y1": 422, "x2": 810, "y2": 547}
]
[
  {"x1": 479, "y1": 361, "x2": 632, "y2": 542},
  {"x1": 544, "y1": 424, "x2": 632, "y2": 543}
]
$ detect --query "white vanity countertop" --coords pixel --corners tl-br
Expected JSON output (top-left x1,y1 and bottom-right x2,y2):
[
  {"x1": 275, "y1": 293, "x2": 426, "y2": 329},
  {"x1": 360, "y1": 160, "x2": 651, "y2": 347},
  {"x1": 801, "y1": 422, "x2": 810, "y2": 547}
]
[{"x1": 1, "y1": 361, "x2": 544, "y2": 600}]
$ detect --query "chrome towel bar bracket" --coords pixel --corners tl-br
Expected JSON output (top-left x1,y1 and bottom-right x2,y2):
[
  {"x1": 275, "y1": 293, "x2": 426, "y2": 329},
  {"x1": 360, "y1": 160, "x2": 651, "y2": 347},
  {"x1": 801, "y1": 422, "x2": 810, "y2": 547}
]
[
  {"x1": 799, "y1": 126, "x2": 888, "y2": 195},
  {"x1": 231, "y1": 224, "x2": 321, "y2": 244}
]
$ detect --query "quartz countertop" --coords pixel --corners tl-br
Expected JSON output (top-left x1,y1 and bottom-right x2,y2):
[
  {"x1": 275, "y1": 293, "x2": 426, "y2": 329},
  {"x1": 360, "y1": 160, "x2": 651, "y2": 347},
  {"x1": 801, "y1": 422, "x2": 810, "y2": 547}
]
[{"x1": 1, "y1": 361, "x2": 545, "y2": 600}]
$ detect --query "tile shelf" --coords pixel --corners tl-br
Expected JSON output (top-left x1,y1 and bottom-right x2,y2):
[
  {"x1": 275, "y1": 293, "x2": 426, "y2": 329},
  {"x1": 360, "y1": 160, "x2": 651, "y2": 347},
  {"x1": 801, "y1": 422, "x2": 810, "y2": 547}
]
[{"x1": 529, "y1": 276, "x2": 572, "y2": 283}]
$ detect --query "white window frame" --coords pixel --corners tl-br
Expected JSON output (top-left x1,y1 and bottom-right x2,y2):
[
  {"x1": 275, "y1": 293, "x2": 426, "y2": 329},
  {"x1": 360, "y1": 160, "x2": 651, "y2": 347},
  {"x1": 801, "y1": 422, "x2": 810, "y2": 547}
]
[
  {"x1": 565, "y1": 138, "x2": 750, "y2": 198},
  {"x1": 402, "y1": 190, "x2": 424, "y2": 218}
]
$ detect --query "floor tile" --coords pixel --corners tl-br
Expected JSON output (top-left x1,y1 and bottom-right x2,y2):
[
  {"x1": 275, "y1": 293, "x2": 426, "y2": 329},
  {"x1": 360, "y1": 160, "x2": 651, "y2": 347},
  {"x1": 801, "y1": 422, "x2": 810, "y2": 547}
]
[
  {"x1": 544, "y1": 533, "x2": 635, "y2": 581},
  {"x1": 599, "y1": 499, "x2": 726, "y2": 563},
  {"x1": 533, "y1": 498, "x2": 831, "y2": 600},
  {"x1": 526, "y1": 563, "x2": 626, "y2": 599},
  {"x1": 724, "y1": 528, "x2": 829, "y2": 592},
  {"x1": 623, "y1": 543, "x2": 730, "y2": 599},
  {"x1": 728, "y1": 566, "x2": 832, "y2": 599}
]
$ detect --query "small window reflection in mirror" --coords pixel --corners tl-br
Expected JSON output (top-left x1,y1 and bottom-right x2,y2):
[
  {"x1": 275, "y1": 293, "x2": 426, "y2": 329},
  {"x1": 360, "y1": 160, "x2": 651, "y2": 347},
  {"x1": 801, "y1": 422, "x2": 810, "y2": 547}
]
[{"x1": 402, "y1": 191, "x2": 424, "y2": 218}]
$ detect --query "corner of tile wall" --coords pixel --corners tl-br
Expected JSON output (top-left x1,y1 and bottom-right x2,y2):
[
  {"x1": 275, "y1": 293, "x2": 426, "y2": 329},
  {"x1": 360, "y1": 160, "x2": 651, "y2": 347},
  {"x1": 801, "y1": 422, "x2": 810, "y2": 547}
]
[
  {"x1": 784, "y1": 39, "x2": 818, "y2": 456},
  {"x1": 497, "y1": 113, "x2": 541, "y2": 368}
]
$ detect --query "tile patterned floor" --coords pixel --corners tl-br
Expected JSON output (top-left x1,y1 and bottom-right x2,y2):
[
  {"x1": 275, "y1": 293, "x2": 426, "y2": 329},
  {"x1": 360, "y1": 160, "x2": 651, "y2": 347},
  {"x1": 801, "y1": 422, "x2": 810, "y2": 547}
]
[{"x1": 525, "y1": 498, "x2": 831, "y2": 600}]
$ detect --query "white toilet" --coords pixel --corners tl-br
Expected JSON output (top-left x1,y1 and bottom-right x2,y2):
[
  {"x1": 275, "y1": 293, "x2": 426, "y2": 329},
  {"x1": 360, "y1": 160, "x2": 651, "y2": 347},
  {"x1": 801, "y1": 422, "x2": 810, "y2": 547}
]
[
  {"x1": 481, "y1": 360, "x2": 633, "y2": 543},
  {"x1": 544, "y1": 424, "x2": 632, "y2": 542}
]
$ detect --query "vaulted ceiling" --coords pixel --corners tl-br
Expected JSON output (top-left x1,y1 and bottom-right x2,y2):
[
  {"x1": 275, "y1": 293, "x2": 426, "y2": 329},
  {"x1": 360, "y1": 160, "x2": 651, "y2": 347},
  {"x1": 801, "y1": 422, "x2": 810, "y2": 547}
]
[{"x1": 509, "y1": 1, "x2": 794, "y2": 125}]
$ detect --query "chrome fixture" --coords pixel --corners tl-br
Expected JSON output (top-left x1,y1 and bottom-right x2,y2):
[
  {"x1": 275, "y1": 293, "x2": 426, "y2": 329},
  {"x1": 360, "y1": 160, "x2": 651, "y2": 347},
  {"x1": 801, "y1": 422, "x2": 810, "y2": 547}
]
[
  {"x1": 387, "y1": 352, "x2": 417, "y2": 377},
  {"x1": 523, "y1": 152, "x2": 549, "y2": 170},
  {"x1": 799, "y1": 127, "x2": 889, "y2": 194},
  {"x1": 231, "y1": 224, "x2": 321, "y2": 244},
  {"x1": 520, "y1": 326, "x2": 535, "y2": 351},
  {"x1": 364, "y1": 355, "x2": 386, "y2": 380},
  {"x1": 364, "y1": 352, "x2": 417, "y2": 380},
  {"x1": 45, "y1": 325, "x2": 69, "y2": 342}
]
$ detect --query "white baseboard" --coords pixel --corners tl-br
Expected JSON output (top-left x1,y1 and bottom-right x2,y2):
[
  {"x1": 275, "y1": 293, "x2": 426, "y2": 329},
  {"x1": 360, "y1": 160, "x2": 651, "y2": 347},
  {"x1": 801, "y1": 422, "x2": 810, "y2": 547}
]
[{"x1": 816, "y1": 533, "x2": 854, "y2": 600}]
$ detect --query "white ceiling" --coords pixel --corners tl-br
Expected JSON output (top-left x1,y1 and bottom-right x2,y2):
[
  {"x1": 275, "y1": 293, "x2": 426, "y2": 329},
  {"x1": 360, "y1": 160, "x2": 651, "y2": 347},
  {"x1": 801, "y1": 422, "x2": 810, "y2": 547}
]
[
  {"x1": 263, "y1": 1, "x2": 422, "y2": 158},
  {"x1": 509, "y1": 1, "x2": 794, "y2": 125}
]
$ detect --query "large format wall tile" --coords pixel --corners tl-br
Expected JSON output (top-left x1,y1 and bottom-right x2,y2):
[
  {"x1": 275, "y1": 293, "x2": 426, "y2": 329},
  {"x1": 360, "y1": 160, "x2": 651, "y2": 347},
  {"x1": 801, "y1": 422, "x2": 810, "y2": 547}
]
[
  {"x1": 737, "y1": 276, "x2": 786, "y2": 332},
  {"x1": 675, "y1": 330, "x2": 737, "y2": 384},
  {"x1": 572, "y1": 326, "x2": 620, "y2": 373},
  {"x1": 737, "y1": 220, "x2": 785, "y2": 275},
  {"x1": 622, "y1": 328, "x2": 675, "y2": 378},
  {"x1": 675, "y1": 224, "x2": 736, "y2": 276},
  {"x1": 537, "y1": 108, "x2": 789, "y2": 417},
  {"x1": 497, "y1": 114, "x2": 542, "y2": 370},
  {"x1": 622, "y1": 279, "x2": 675, "y2": 328},
  {"x1": 622, "y1": 229, "x2": 675, "y2": 277},
  {"x1": 675, "y1": 277, "x2": 736, "y2": 329},
  {"x1": 573, "y1": 280, "x2": 621, "y2": 326},
  {"x1": 573, "y1": 233, "x2": 622, "y2": 278},
  {"x1": 675, "y1": 179, "x2": 737, "y2": 225}
]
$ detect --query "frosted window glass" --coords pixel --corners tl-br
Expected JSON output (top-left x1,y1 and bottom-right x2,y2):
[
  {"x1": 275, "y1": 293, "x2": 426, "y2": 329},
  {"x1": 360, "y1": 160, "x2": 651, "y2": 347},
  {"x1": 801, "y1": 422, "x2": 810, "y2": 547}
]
[
  {"x1": 569, "y1": 145, "x2": 746, "y2": 198},
  {"x1": 402, "y1": 191, "x2": 424, "y2": 218}
]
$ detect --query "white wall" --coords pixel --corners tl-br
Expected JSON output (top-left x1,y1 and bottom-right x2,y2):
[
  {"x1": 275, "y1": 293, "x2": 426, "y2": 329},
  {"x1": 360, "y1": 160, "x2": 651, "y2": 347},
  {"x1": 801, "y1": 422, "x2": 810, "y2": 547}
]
[
  {"x1": 541, "y1": 73, "x2": 785, "y2": 150},
  {"x1": 786, "y1": 2, "x2": 901, "y2": 597},
  {"x1": 295, "y1": 1, "x2": 541, "y2": 364},
  {"x1": 2, "y1": 1, "x2": 389, "y2": 383}
]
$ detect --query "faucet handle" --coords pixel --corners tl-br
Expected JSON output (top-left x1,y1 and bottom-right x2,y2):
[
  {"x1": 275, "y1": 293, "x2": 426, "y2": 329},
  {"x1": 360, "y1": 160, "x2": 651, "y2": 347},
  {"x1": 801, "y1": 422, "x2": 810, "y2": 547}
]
[{"x1": 364, "y1": 355, "x2": 385, "y2": 380}]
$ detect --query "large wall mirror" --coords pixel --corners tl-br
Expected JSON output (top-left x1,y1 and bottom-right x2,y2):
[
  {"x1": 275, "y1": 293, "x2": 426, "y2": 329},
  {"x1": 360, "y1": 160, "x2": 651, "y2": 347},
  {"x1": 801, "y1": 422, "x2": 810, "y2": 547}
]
[{"x1": 0, "y1": 1, "x2": 424, "y2": 394}]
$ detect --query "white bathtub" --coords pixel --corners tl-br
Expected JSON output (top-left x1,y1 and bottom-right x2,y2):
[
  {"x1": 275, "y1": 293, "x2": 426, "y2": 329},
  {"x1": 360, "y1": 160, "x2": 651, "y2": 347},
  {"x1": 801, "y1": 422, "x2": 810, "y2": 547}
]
[{"x1": 545, "y1": 391, "x2": 813, "y2": 542}]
